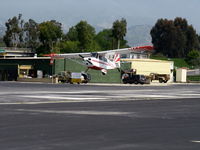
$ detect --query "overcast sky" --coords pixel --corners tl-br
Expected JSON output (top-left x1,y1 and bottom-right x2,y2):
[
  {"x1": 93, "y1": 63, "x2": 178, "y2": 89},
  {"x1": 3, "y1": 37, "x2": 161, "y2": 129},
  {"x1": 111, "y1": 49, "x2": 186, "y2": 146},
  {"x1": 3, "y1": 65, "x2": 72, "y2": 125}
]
[{"x1": 0, "y1": 0, "x2": 200, "y2": 31}]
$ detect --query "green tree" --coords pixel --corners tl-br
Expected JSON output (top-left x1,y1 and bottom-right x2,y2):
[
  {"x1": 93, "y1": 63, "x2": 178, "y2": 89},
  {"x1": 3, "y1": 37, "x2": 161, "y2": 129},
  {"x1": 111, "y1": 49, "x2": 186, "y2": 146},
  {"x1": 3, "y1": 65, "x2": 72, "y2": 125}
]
[
  {"x1": 174, "y1": 17, "x2": 188, "y2": 31},
  {"x1": 112, "y1": 18, "x2": 127, "y2": 49},
  {"x1": 185, "y1": 25, "x2": 200, "y2": 54},
  {"x1": 173, "y1": 27, "x2": 186, "y2": 57},
  {"x1": 3, "y1": 14, "x2": 24, "y2": 47},
  {"x1": 198, "y1": 35, "x2": 200, "y2": 45},
  {"x1": 24, "y1": 19, "x2": 40, "y2": 50},
  {"x1": 174, "y1": 17, "x2": 199, "y2": 55},
  {"x1": 151, "y1": 19, "x2": 177, "y2": 57},
  {"x1": 0, "y1": 38, "x2": 6, "y2": 47},
  {"x1": 75, "y1": 21, "x2": 96, "y2": 51},
  {"x1": 65, "y1": 26, "x2": 78, "y2": 41},
  {"x1": 151, "y1": 17, "x2": 199, "y2": 58},
  {"x1": 55, "y1": 41, "x2": 79, "y2": 53},
  {"x1": 38, "y1": 20, "x2": 62, "y2": 54},
  {"x1": 186, "y1": 50, "x2": 200, "y2": 67},
  {"x1": 95, "y1": 29, "x2": 113, "y2": 50}
]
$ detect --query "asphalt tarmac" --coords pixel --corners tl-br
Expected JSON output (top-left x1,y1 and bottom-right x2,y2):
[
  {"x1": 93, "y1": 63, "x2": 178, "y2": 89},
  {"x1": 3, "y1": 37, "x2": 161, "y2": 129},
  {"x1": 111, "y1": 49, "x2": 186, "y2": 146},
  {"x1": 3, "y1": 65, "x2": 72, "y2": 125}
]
[{"x1": 0, "y1": 82, "x2": 200, "y2": 150}]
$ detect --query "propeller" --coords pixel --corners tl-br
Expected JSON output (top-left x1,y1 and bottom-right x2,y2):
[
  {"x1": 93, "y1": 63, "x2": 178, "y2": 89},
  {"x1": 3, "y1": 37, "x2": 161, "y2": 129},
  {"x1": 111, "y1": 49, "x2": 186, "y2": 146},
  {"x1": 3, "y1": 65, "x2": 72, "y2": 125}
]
[
  {"x1": 79, "y1": 54, "x2": 84, "y2": 59},
  {"x1": 79, "y1": 54, "x2": 93, "y2": 65},
  {"x1": 86, "y1": 59, "x2": 93, "y2": 65}
]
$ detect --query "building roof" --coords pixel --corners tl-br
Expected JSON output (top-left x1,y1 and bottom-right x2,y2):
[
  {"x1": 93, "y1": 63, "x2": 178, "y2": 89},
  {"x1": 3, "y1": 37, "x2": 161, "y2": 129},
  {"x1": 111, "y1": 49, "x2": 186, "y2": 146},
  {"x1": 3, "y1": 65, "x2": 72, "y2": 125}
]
[
  {"x1": 0, "y1": 57, "x2": 51, "y2": 60},
  {"x1": 0, "y1": 47, "x2": 35, "y2": 57},
  {"x1": 122, "y1": 58, "x2": 174, "y2": 63},
  {"x1": 129, "y1": 45, "x2": 154, "y2": 52}
]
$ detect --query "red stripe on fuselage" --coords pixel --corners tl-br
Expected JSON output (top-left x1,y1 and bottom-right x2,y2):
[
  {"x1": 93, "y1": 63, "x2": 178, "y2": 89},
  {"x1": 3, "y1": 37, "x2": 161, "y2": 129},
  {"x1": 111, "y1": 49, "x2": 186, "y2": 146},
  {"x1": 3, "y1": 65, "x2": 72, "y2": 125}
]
[
  {"x1": 91, "y1": 59, "x2": 115, "y2": 68},
  {"x1": 88, "y1": 66, "x2": 103, "y2": 70}
]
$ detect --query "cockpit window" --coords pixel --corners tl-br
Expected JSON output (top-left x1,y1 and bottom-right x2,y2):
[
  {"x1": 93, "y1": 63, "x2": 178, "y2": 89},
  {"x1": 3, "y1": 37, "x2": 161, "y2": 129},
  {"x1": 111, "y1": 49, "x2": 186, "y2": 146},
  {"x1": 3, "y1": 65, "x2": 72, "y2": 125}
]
[
  {"x1": 99, "y1": 55, "x2": 103, "y2": 60},
  {"x1": 91, "y1": 52, "x2": 107, "y2": 62},
  {"x1": 91, "y1": 52, "x2": 99, "y2": 58},
  {"x1": 102, "y1": 57, "x2": 108, "y2": 62},
  {"x1": 98, "y1": 55, "x2": 107, "y2": 62}
]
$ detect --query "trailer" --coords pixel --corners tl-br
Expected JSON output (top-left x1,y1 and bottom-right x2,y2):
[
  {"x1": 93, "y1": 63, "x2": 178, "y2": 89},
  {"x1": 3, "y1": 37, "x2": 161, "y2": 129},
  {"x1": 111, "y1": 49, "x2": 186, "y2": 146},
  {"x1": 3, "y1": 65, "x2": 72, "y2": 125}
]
[{"x1": 149, "y1": 73, "x2": 170, "y2": 83}]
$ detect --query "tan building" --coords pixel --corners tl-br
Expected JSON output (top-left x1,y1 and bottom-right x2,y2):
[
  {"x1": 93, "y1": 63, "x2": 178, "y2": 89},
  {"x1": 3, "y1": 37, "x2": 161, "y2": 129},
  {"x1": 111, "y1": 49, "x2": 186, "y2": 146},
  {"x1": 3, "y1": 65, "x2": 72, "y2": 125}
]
[{"x1": 122, "y1": 59, "x2": 174, "y2": 82}]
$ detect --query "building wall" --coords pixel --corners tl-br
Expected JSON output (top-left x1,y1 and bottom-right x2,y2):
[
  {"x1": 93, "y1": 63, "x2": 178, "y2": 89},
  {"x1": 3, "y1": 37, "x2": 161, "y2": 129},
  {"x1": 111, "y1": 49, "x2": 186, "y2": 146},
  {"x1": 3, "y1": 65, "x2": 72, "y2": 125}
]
[
  {"x1": 54, "y1": 59, "x2": 131, "y2": 83},
  {"x1": 0, "y1": 58, "x2": 52, "y2": 78},
  {"x1": 176, "y1": 68, "x2": 187, "y2": 82}
]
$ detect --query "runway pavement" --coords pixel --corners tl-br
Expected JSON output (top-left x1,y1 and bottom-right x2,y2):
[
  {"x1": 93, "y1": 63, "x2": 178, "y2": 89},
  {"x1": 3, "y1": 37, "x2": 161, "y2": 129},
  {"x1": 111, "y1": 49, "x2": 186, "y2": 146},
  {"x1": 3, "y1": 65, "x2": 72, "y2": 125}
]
[
  {"x1": 0, "y1": 82, "x2": 200, "y2": 150},
  {"x1": 0, "y1": 82, "x2": 200, "y2": 104}
]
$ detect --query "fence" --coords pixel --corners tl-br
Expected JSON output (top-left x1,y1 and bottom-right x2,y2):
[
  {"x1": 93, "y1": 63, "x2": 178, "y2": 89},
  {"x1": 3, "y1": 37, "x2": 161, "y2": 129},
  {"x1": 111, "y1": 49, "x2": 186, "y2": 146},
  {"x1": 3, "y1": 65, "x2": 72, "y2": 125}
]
[{"x1": 187, "y1": 69, "x2": 200, "y2": 82}]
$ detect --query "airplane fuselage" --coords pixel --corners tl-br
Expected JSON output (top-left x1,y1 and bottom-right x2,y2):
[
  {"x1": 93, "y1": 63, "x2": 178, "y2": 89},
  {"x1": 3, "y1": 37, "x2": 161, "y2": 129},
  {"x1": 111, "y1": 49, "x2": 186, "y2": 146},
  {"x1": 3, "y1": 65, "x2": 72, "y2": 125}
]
[{"x1": 84, "y1": 57, "x2": 117, "y2": 70}]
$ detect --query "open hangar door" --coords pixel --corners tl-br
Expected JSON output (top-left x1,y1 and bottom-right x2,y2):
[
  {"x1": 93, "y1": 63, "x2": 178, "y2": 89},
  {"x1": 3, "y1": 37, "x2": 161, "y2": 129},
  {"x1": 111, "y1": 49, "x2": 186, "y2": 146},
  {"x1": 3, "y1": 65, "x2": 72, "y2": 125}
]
[{"x1": 0, "y1": 64, "x2": 18, "y2": 81}]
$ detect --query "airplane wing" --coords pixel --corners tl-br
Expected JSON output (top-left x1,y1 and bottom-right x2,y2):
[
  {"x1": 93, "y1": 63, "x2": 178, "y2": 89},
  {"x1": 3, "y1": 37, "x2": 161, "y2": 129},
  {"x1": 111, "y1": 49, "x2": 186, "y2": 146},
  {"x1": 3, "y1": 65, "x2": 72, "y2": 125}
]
[
  {"x1": 98, "y1": 45, "x2": 154, "y2": 58},
  {"x1": 95, "y1": 45, "x2": 154, "y2": 55},
  {"x1": 44, "y1": 45, "x2": 154, "y2": 58},
  {"x1": 55, "y1": 52, "x2": 92, "y2": 58},
  {"x1": 44, "y1": 52, "x2": 92, "y2": 59},
  {"x1": 43, "y1": 49, "x2": 130, "y2": 59}
]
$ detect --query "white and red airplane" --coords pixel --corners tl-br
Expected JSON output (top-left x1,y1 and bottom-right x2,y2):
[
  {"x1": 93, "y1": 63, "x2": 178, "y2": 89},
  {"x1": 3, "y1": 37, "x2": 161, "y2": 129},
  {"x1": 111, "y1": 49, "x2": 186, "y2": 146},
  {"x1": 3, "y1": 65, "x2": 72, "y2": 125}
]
[
  {"x1": 79, "y1": 52, "x2": 120, "y2": 75},
  {"x1": 44, "y1": 45, "x2": 153, "y2": 75}
]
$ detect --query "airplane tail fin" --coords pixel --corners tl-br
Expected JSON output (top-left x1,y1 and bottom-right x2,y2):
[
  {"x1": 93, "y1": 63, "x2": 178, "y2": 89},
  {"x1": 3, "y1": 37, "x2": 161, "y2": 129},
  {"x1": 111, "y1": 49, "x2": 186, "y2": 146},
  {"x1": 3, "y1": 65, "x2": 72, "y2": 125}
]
[{"x1": 113, "y1": 53, "x2": 120, "y2": 68}]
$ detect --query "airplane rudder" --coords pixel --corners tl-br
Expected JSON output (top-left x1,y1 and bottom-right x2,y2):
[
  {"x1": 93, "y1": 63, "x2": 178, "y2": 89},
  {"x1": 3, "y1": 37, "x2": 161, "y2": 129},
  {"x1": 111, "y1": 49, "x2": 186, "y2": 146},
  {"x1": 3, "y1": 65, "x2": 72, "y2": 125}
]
[{"x1": 114, "y1": 53, "x2": 120, "y2": 62}]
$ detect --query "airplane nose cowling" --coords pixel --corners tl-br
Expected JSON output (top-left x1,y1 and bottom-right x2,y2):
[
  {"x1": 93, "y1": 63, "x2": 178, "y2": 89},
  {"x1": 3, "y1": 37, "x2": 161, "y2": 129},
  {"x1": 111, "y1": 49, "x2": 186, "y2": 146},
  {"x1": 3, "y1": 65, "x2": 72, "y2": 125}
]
[{"x1": 84, "y1": 58, "x2": 92, "y2": 65}]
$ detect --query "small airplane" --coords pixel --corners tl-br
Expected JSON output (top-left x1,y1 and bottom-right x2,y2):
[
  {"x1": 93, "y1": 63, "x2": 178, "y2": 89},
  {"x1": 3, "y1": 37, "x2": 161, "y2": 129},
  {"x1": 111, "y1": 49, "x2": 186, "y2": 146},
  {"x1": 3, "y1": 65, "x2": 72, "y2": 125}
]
[
  {"x1": 79, "y1": 52, "x2": 120, "y2": 75},
  {"x1": 44, "y1": 45, "x2": 153, "y2": 75}
]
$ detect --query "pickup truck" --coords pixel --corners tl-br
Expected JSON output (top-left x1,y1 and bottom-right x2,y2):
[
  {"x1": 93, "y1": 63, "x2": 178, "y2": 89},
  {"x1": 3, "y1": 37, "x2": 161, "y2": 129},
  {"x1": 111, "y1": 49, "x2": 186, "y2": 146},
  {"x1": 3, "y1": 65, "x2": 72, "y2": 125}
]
[{"x1": 121, "y1": 70, "x2": 146, "y2": 84}]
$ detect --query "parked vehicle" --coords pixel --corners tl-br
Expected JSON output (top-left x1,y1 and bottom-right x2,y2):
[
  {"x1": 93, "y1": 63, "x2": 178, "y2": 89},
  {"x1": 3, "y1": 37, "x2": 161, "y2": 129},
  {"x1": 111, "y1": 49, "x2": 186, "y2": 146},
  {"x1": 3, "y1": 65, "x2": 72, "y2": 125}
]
[
  {"x1": 56, "y1": 71, "x2": 71, "y2": 83},
  {"x1": 149, "y1": 73, "x2": 170, "y2": 83},
  {"x1": 55, "y1": 71, "x2": 91, "y2": 84},
  {"x1": 81, "y1": 72, "x2": 91, "y2": 83},
  {"x1": 70, "y1": 72, "x2": 91, "y2": 84},
  {"x1": 122, "y1": 70, "x2": 146, "y2": 84}
]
